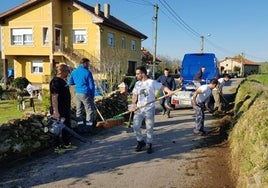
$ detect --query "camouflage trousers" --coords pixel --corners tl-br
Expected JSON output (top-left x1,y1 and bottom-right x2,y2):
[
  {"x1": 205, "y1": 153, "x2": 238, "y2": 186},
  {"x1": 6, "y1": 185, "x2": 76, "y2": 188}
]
[{"x1": 133, "y1": 107, "x2": 155, "y2": 144}]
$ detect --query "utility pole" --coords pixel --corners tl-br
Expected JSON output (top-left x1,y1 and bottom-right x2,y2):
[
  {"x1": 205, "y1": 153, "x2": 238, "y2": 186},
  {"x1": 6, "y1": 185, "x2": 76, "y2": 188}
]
[
  {"x1": 200, "y1": 34, "x2": 210, "y2": 53},
  {"x1": 200, "y1": 35, "x2": 204, "y2": 53},
  {"x1": 152, "y1": 4, "x2": 158, "y2": 79},
  {"x1": 241, "y1": 52, "x2": 245, "y2": 77}
]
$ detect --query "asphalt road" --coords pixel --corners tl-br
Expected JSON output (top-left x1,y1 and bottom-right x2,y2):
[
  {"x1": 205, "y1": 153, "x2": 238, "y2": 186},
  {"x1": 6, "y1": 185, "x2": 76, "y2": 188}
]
[{"x1": 0, "y1": 78, "x2": 243, "y2": 188}]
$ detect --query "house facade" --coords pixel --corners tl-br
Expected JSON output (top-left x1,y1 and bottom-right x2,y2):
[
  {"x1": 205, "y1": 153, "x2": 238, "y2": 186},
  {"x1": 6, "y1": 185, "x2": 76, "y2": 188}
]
[
  {"x1": 0, "y1": 0, "x2": 147, "y2": 89},
  {"x1": 219, "y1": 57, "x2": 260, "y2": 77}
]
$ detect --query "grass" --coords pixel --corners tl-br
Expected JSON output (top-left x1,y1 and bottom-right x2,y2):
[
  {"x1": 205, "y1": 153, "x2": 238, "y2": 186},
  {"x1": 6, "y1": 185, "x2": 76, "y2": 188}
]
[
  {"x1": 229, "y1": 74, "x2": 268, "y2": 186},
  {"x1": 0, "y1": 100, "x2": 23, "y2": 124},
  {"x1": 0, "y1": 98, "x2": 45, "y2": 125}
]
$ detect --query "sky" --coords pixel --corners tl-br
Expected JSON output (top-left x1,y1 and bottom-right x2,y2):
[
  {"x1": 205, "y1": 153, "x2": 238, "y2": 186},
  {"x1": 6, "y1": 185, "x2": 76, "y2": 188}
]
[{"x1": 1, "y1": 0, "x2": 268, "y2": 62}]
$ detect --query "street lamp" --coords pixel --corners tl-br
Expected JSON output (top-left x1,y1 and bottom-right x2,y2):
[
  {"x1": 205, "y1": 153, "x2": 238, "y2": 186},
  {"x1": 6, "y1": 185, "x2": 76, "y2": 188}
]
[{"x1": 200, "y1": 34, "x2": 211, "y2": 53}]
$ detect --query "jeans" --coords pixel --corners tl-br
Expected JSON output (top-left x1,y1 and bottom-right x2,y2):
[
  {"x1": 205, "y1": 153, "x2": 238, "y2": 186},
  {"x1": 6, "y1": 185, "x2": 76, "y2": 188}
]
[
  {"x1": 132, "y1": 107, "x2": 155, "y2": 144},
  {"x1": 194, "y1": 103, "x2": 205, "y2": 132},
  {"x1": 76, "y1": 93, "x2": 94, "y2": 122},
  {"x1": 159, "y1": 96, "x2": 172, "y2": 109}
]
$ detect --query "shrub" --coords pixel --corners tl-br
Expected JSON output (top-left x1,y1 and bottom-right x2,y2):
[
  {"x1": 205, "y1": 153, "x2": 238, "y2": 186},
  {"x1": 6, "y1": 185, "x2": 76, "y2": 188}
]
[{"x1": 12, "y1": 77, "x2": 29, "y2": 92}]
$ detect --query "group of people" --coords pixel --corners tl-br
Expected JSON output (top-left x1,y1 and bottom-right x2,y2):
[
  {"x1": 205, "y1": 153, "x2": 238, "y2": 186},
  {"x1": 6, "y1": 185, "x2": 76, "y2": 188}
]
[
  {"x1": 49, "y1": 59, "x2": 230, "y2": 154},
  {"x1": 130, "y1": 66, "x2": 231, "y2": 152},
  {"x1": 49, "y1": 58, "x2": 95, "y2": 146},
  {"x1": 192, "y1": 67, "x2": 231, "y2": 135}
]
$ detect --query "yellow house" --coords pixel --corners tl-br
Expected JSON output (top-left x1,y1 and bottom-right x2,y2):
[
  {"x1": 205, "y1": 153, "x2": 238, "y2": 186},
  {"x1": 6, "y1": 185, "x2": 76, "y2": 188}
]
[{"x1": 0, "y1": 0, "x2": 147, "y2": 89}]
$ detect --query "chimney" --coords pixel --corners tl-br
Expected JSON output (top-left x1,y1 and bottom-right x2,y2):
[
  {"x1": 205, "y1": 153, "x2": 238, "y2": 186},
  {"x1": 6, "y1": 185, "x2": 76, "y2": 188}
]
[
  {"x1": 104, "y1": 4, "x2": 110, "y2": 18},
  {"x1": 95, "y1": 3, "x2": 100, "y2": 15}
]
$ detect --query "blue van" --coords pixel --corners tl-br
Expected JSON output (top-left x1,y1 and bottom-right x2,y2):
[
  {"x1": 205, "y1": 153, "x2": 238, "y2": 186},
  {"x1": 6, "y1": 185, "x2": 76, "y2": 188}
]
[
  {"x1": 181, "y1": 53, "x2": 219, "y2": 86},
  {"x1": 171, "y1": 53, "x2": 219, "y2": 108}
]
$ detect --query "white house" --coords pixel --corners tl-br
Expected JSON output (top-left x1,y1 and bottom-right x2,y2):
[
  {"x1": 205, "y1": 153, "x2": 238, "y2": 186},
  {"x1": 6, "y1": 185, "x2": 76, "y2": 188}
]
[{"x1": 219, "y1": 57, "x2": 260, "y2": 77}]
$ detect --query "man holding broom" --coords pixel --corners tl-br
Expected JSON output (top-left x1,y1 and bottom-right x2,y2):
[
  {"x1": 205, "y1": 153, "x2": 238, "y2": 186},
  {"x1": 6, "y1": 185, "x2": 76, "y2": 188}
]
[{"x1": 129, "y1": 66, "x2": 173, "y2": 154}]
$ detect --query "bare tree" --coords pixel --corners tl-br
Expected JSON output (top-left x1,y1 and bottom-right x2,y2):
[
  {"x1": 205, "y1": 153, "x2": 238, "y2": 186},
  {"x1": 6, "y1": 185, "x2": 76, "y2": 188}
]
[{"x1": 99, "y1": 47, "x2": 130, "y2": 93}]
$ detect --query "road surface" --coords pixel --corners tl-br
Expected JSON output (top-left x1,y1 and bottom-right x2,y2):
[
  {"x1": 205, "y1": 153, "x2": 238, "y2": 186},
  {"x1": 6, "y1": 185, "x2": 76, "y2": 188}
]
[{"x1": 0, "y1": 79, "x2": 242, "y2": 188}]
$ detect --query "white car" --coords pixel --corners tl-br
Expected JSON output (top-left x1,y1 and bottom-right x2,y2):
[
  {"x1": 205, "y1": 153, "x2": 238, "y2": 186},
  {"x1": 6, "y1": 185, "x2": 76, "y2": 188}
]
[{"x1": 171, "y1": 90, "x2": 194, "y2": 108}]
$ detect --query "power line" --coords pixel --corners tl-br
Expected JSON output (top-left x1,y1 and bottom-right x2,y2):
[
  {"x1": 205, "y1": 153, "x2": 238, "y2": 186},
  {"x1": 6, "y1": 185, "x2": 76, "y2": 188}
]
[
  {"x1": 157, "y1": 0, "x2": 267, "y2": 61},
  {"x1": 124, "y1": 0, "x2": 153, "y2": 6},
  {"x1": 158, "y1": 0, "x2": 201, "y2": 38},
  {"x1": 123, "y1": 1, "x2": 267, "y2": 61}
]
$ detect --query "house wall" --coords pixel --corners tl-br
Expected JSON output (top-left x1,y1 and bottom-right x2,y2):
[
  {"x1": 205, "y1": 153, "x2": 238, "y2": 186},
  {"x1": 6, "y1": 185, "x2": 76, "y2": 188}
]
[
  {"x1": 219, "y1": 59, "x2": 259, "y2": 77},
  {"x1": 13, "y1": 56, "x2": 50, "y2": 83},
  {"x1": 102, "y1": 28, "x2": 142, "y2": 61},
  {"x1": 1, "y1": 0, "x2": 144, "y2": 87},
  {"x1": 61, "y1": 2, "x2": 100, "y2": 64},
  {"x1": 219, "y1": 59, "x2": 242, "y2": 74},
  {"x1": 1, "y1": 1, "x2": 52, "y2": 56},
  {"x1": 1, "y1": 0, "x2": 53, "y2": 87}
]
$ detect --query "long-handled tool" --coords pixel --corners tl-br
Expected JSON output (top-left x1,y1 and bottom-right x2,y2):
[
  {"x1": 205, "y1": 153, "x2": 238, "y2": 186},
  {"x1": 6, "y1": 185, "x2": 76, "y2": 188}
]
[
  {"x1": 95, "y1": 103, "x2": 108, "y2": 127},
  {"x1": 219, "y1": 92, "x2": 229, "y2": 104},
  {"x1": 48, "y1": 117, "x2": 88, "y2": 143},
  {"x1": 114, "y1": 89, "x2": 181, "y2": 118},
  {"x1": 95, "y1": 89, "x2": 181, "y2": 128}
]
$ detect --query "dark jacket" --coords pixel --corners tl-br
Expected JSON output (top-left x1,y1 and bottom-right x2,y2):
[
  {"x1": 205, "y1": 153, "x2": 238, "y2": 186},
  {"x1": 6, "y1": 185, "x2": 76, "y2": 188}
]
[
  {"x1": 156, "y1": 75, "x2": 176, "y2": 91},
  {"x1": 193, "y1": 69, "x2": 203, "y2": 81}
]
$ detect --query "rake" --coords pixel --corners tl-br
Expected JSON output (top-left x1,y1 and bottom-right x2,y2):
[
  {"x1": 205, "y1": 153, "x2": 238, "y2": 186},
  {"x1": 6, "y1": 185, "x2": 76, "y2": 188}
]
[{"x1": 96, "y1": 89, "x2": 181, "y2": 128}]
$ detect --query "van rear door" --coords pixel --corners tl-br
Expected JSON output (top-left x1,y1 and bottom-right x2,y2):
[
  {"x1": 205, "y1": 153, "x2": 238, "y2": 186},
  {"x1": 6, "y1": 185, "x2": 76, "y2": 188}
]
[{"x1": 181, "y1": 53, "x2": 219, "y2": 84}]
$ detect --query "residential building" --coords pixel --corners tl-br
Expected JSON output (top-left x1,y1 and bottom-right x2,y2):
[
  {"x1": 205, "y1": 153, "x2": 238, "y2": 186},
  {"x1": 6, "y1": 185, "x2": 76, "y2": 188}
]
[
  {"x1": 0, "y1": 0, "x2": 147, "y2": 89},
  {"x1": 141, "y1": 47, "x2": 161, "y2": 77},
  {"x1": 219, "y1": 57, "x2": 260, "y2": 77}
]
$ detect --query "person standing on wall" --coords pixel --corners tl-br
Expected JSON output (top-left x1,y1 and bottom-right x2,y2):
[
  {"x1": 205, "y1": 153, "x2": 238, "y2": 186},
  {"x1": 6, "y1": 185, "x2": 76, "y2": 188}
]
[
  {"x1": 212, "y1": 74, "x2": 231, "y2": 112},
  {"x1": 156, "y1": 68, "x2": 176, "y2": 118},
  {"x1": 193, "y1": 67, "x2": 206, "y2": 89},
  {"x1": 50, "y1": 64, "x2": 71, "y2": 146},
  {"x1": 68, "y1": 58, "x2": 95, "y2": 128},
  {"x1": 129, "y1": 66, "x2": 173, "y2": 154},
  {"x1": 191, "y1": 79, "x2": 218, "y2": 135}
]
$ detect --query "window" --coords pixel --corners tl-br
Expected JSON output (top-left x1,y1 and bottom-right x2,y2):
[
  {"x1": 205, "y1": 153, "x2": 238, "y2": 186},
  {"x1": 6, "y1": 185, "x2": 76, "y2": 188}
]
[
  {"x1": 108, "y1": 32, "x2": 115, "y2": 47},
  {"x1": 131, "y1": 40, "x2": 136, "y2": 51},
  {"x1": 32, "y1": 60, "x2": 43, "y2": 74},
  {"x1": 43, "y1": 27, "x2": 49, "y2": 45},
  {"x1": 11, "y1": 28, "x2": 33, "y2": 45},
  {"x1": 73, "y1": 29, "x2": 87, "y2": 43},
  {"x1": 121, "y1": 37, "x2": 126, "y2": 49}
]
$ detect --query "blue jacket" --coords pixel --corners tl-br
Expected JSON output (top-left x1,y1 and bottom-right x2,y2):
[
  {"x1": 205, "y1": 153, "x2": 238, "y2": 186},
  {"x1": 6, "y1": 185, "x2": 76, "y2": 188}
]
[{"x1": 68, "y1": 65, "x2": 95, "y2": 96}]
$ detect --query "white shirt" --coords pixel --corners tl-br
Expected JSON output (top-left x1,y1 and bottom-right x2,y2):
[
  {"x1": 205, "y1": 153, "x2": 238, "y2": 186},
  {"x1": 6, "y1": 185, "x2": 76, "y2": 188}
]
[
  {"x1": 26, "y1": 83, "x2": 34, "y2": 97},
  {"x1": 213, "y1": 77, "x2": 225, "y2": 91},
  {"x1": 196, "y1": 85, "x2": 212, "y2": 104},
  {"x1": 133, "y1": 79, "x2": 162, "y2": 111}
]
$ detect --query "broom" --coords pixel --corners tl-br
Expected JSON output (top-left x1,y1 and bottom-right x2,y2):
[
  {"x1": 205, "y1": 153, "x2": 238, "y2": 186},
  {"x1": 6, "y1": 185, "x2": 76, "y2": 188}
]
[
  {"x1": 95, "y1": 101, "x2": 126, "y2": 128},
  {"x1": 96, "y1": 89, "x2": 181, "y2": 128}
]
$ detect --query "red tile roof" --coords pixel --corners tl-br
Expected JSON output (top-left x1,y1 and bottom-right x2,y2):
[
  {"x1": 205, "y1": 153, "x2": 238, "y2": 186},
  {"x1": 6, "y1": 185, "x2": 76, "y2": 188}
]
[{"x1": 141, "y1": 48, "x2": 161, "y2": 64}]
